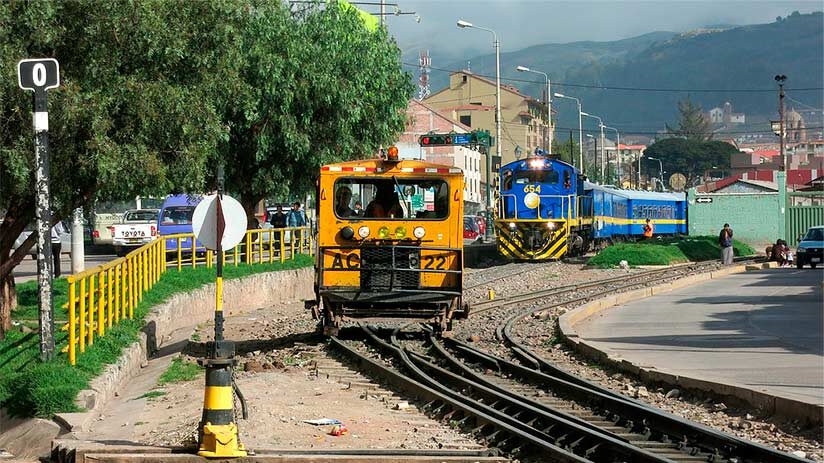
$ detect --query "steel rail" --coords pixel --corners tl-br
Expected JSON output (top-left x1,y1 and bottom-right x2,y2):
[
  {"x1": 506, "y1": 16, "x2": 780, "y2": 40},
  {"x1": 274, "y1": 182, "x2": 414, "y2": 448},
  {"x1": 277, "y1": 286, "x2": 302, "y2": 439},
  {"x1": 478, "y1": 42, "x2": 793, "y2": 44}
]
[
  {"x1": 492, "y1": 268, "x2": 806, "y2": 463},
  {"x1": 412, "y1": 333, "x2": 677, "y2": 463},
  {"x1": 349, "y1": 326, "x2": 593, "y2": 462}
]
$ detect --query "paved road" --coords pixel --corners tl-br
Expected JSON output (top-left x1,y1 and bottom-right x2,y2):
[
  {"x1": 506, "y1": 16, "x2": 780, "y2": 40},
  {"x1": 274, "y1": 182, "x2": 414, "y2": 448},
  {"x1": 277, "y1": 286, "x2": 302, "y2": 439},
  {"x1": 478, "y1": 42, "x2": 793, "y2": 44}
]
[
  {"x1": 576, "y1": 268, "x2": 824, "y2": 406},
  {"x1": 13, "y1": 252, "x2": 118, "y2": 284}
]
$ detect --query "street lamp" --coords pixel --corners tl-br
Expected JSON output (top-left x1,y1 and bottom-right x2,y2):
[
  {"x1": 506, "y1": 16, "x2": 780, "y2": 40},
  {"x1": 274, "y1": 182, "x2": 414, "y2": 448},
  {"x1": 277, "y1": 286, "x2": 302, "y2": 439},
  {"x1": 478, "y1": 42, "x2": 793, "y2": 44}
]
[
  {"x1": 554, "y1": 92, "x2": 583, "y2": 173},
  {"x1": 603, "y1": 125, "x2": 620, "y2": 186},
  {"x1": 586, "y1": 134, "x2": 597, "y2": 181},
  {"x1": 775, "y1": 74, "x2": 787, "y2": 171},
  {"x1": 458, "y1": 19, "x2": 499, "y2": 240},
  {"x1": 647, "y1": 156, "x2": 664, "y2": 191},
  {"x1": 516, "y1": 65, "x2": 552, "y2": 154},
  {"x1": 581, "y1": 112, "x2": 605, "y2": 181}
]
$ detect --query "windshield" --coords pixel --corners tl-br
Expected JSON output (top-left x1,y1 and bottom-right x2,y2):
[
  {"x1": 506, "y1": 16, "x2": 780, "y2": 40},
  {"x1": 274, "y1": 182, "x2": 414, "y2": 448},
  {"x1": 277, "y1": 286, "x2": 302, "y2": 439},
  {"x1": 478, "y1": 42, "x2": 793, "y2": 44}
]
[
  {"x1": 160, "y1": 206, "x2": 195, "y2": 225},
  {"x1": 803, "y1": 228, "x2": 823, "y2": 242},
  {"x1": 125, "y1": 211, "x2": 158, "y2": 222},
  {"x1": 334, "y1": 178, "x2": 449, "y2": 220}
]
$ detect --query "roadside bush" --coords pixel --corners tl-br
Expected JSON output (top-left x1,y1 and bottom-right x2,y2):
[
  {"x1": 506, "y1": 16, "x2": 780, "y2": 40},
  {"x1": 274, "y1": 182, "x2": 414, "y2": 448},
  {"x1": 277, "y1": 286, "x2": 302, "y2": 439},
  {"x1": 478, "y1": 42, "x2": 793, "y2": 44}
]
[{"x1": 588, "y1": 236, "x2": 755, "y2": 268}]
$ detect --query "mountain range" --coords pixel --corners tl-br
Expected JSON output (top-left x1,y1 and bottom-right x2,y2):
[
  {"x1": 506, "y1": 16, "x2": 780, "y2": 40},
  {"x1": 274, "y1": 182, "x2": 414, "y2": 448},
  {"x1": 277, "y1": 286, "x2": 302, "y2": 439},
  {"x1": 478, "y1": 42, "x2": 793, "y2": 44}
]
[{"x1": 420, "y1": 12, "x2": 823, "y2": 138}]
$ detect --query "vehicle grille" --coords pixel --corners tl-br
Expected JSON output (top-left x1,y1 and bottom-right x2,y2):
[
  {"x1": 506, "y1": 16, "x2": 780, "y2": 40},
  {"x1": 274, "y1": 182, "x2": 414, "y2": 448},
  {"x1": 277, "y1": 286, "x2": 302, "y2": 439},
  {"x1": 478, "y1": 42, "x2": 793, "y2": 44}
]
[{"x1": 360, "y1": 246, "x2": 420, "y2": 290}]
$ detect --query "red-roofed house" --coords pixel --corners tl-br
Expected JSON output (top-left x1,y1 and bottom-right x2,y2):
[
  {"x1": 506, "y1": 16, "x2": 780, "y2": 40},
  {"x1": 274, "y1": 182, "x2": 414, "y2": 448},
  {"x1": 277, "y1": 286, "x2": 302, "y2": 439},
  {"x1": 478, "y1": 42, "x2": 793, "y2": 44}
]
[{"x1": 696, "y1": 169, "x2": 823, "y2": 193}]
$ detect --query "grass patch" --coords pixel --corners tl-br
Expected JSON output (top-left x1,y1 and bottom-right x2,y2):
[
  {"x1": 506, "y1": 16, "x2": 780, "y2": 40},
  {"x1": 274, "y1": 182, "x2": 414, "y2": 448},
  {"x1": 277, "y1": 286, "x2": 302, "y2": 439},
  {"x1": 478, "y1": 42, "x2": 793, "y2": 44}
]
[
  {"x1": 158, "y1": 358, "x2": 202, "y2": 385},
  {"x1": 190, "y1": 333, "x2": 201, "y2": 342},
  {"x1": 137, "y1": 390, "x2": 166, "y2": 400},
  {"x1": 12, "y1": 278, "x2": 69, "y2": 321},
  {"x1": 0, "y1": 254, "x2": 312, "y2": 418},
  {"x1": 588, "y1": 236, "x2": 755, "y2": 268}
]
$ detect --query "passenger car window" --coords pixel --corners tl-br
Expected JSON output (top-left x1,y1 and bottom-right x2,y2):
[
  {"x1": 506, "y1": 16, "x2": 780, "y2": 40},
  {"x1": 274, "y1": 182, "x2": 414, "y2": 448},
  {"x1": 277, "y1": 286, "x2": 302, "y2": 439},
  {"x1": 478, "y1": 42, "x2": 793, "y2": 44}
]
[{"x1": 803, "y1": 228, "x2": 823, "y2": 241}]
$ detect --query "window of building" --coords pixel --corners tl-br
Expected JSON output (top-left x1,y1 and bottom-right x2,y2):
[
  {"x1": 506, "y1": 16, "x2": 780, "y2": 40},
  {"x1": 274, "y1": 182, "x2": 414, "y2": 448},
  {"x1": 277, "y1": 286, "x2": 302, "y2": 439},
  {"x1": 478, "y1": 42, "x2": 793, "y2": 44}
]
[
  {"x1": 460, "y1": 115, "x2": 472, "y2": 127},
  {"x1": 462, "y1": 74, "x2": 468, "y2": 83}
]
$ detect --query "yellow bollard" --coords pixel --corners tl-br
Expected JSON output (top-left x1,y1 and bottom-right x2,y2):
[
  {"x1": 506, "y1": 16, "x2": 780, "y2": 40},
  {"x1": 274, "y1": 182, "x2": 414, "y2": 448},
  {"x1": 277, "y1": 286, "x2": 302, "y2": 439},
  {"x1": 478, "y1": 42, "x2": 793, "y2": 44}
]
[
  {"x1": 97, "y1": 271, "x2": 105, "y2": 336},
  {"x1": 68, "y1": 280, "x2": 76, "y2": 365},
  {"x1": 107, "y1": 268, "x2": 113, "y2": 329},
  {"x1": 79, "y1": 278, "x2": 86, "y2": 353},
  {"x1": 87, "y1": 276, "x2": 95, "y2": 346}
]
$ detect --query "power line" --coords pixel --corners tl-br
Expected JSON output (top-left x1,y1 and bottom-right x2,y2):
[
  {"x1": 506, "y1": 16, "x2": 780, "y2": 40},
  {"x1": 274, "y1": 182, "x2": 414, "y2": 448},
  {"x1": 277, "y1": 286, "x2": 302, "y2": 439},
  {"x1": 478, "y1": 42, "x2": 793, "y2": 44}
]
[
  {"x1": 499, "y1": 120, "x2": 824, "y2": 136},
  {"x1": 401, "y1": 62, "x2": 824, "y2": 93}
]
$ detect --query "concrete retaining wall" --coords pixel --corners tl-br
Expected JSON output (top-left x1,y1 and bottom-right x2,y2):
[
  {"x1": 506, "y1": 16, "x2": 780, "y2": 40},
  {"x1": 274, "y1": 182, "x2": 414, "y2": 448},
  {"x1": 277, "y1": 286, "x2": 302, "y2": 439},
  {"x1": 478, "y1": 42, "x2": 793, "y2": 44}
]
[
  {"x1": 0, "y1": 266, "x2": 314, "y2": 452},
  {"x1": 558, "y1": 261, "x2": 823, "y2": 425}
]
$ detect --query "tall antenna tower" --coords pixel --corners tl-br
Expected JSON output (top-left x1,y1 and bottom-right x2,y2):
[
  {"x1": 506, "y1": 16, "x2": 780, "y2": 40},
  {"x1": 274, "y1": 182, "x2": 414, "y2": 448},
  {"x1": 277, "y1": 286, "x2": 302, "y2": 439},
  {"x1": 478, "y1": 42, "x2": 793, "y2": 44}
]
[{"x1": 418, "y1": 49, "x2": 431, "y2": 100}]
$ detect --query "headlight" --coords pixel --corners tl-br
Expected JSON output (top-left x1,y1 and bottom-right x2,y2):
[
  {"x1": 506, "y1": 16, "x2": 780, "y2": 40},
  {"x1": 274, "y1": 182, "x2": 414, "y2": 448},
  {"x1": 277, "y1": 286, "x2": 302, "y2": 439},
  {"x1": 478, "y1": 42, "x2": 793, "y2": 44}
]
[
  {"x1": 413, "y1": 226, "x2": 426, "y2": 239},
  {"x1": 797, "y1": 247, "x2": 807, "y2": 253},
  {"x1": 357, "y1": 226, "x2": 370, "y2": 239},
  {"x1": 529, "y1": 159, "x2": 544, "y2": 169},
  {"x1": 341, "y1": 226, "x2": 355, "y2": 240},
  {"x1": 546, "y1": 222, "x2": 556, "y2": 230},
  {"x1": 378, "y1": 226, "x2": 390, "y2": 239},
  {"x1": 508, "y1": 222, "x2": 516, "y2": 229},
  {"x1": 395, "y1": 226, "x2": 407, "y2": 238},
  {"x1": 524, "y1": 192, "x2": 540, "y2": 209}
]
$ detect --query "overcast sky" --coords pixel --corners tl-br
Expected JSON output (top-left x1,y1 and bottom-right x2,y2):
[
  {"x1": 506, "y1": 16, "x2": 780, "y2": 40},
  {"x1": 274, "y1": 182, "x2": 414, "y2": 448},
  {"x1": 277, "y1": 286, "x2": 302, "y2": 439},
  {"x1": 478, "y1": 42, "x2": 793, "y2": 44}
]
[{"x1": 382, "y1": 1, "x2": 822, "y2": 59}]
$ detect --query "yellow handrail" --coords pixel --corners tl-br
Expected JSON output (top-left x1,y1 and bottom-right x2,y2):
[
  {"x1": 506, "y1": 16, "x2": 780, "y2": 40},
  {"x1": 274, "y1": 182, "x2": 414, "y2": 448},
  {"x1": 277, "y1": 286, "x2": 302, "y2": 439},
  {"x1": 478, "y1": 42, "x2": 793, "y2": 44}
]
[{"x1": 61, "y1": 226, "x2": 311, "y2": 365}]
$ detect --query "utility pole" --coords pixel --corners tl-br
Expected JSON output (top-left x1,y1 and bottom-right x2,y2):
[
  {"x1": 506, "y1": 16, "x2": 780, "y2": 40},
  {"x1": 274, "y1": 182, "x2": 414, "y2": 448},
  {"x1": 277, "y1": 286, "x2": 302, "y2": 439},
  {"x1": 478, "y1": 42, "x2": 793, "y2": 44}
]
[
  {"x1": 569, "y1": 130, "x2": 574, "y2": 166},
  {"x1": 775, "y1": 74, "x2": 787, "y2": 171}
]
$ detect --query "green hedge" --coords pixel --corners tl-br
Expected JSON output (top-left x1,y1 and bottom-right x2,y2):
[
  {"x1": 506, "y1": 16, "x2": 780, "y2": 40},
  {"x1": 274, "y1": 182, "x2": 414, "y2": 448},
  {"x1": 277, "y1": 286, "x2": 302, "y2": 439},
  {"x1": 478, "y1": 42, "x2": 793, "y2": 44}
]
[
  {"x1": 588, "y1": 236, "x2": 756, "y2": 268},
  {"x1": 0, "y1": 255, "x2": 312, "y2": 418}
]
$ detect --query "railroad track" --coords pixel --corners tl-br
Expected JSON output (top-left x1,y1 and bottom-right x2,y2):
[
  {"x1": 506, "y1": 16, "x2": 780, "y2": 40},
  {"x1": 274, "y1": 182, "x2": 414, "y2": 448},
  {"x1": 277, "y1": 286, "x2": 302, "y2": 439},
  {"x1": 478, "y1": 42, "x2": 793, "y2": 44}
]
[
  {"x1": 329, "y1": 259, "x2": 804, "y2": 463},
  {"x1": 470, "y1": 257, "x2": 760, "y2": 315}
]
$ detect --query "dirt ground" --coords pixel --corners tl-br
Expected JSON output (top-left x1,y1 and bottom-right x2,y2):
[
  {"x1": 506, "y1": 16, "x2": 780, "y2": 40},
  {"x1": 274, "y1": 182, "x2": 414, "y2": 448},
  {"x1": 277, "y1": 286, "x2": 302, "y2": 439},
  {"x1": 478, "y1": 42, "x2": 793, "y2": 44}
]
[{"x1": 79, "y1": 302, "x2": 481, "y2": 452}]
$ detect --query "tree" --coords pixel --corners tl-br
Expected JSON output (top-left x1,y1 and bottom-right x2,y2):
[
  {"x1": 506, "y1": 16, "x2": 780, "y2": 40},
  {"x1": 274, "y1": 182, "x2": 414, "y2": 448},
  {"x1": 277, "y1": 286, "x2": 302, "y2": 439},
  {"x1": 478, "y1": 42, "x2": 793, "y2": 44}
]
[
  {"x1": 665, "y1": 97, "x2": 712, "y2": 142},
  {"x1": 551, "y1": 137, "x2": 580, "y2": 168},
  {"x1": 643, "y1": 138, "x2": 736, "y2": 185},
  {"x1": 0, "y1": 0, "x2": 247, "y2": 339},
  {"x1": 219, "y1": 3, "x2": 414, "y2": 216}
]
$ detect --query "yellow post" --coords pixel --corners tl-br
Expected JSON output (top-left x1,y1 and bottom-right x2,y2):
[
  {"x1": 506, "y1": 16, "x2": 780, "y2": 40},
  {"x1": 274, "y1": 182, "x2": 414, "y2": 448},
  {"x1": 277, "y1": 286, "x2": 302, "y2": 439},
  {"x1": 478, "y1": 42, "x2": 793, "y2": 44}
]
[
  {"x1": 233, "y1": 245, "x2": 239, "y2": 267},
  {"x1": 258, "y1": 232, "x2": 264, "y2": 264},
  {"x1": 207, "y1": 250, "x2": 213, "y2": 268},
  {"x1": 143, "y1": 250, "x2": 149, "y2": 292},
  {"x1": 192, "y1": 236, "x2": 198, "y2": 269},
  {"x1": 87, "y1": 275, "x2": 95, "y2": 346},
  {"x1": 290, "y1": 229, "x2": 295, "y2": 260},
  {"x1": 106, "y1": 268, "x2": 113, "y2": 329},
  {"x1": 114, "y1": 265, "x2": 120, "y2": 324},
  {"x1": 245, "y1": 232, "x2": 252, "y2": 265},
  {"x1": 149, "y1": 245, "x2": 155, "y2": 284},
  {"x1": 129, "y1": 258, "x2": 135, "y2": 318},
  {"x1": 279, "y1": 230, "x2": 285, "y2": 264},
  {"x1": 177, "y1": 237, "x2": 182, "y2": 271},
  {"x1": 97, "y1": 271, "x2": 105, "y2": 337},
  {"x1": 68, "y1": 279, "x2": 76, "y2": 365},
  {"x1": 79, "y1": 278, "x2": 86, "y2": 353}
]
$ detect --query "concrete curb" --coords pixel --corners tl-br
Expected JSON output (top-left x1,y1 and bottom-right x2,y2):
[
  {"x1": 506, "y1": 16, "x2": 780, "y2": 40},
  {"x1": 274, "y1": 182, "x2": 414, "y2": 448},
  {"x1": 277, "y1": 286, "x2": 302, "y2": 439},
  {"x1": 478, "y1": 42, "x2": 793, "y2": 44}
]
[
  {"x1": 0, "y1": 266, "x2": 314, "y2": 443},
  {"x1": 558, "y1": 261, "x2": 823, "y2": 426}
]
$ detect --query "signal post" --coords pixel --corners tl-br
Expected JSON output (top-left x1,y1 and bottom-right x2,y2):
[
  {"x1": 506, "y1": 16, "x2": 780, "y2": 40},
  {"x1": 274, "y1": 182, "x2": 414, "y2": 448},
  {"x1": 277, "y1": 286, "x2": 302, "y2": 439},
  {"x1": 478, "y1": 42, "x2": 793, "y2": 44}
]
[{"x1": 192, "y1": 167, "x2": 249, "y2": 458}]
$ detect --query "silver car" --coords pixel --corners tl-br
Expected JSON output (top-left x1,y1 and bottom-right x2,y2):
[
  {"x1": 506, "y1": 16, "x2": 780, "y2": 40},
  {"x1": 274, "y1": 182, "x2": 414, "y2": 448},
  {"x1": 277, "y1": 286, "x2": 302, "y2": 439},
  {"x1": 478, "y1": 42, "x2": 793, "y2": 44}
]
[{"x1": 12, "y1": 222, "x2": 72, "y2": 258}]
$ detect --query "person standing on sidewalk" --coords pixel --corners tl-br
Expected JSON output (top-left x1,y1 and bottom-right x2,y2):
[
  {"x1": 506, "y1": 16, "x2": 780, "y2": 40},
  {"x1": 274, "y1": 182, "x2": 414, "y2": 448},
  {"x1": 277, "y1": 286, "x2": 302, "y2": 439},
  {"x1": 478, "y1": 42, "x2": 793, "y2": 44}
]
[
  {"x1": 287, "y1": 201, "x2": 307, "y2": 247},
  {"x1": 50, "y1": 222, "x2": 65, "y2": 278},
  {"x1": 719, "y1": 223, "x2": 734, "y2": 265}
]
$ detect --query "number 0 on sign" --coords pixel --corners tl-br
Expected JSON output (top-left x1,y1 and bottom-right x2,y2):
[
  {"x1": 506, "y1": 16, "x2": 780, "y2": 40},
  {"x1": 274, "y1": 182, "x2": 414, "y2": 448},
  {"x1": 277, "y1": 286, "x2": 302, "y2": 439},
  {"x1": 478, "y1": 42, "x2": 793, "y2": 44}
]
[
  {"x1": 17, "y1": 58, "x2": 60, "y2": 92},
  {"x1": 192, "y1": 194, "x2": 248, "y2": 251}
]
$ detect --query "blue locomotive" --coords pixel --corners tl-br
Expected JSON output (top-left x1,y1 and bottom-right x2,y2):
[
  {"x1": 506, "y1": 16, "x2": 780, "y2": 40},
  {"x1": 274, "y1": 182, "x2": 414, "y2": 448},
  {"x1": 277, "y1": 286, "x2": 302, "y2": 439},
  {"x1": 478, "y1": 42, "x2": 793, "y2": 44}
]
[{"x1": 494, "y1": 154, "x2": 687, "y2": 260}]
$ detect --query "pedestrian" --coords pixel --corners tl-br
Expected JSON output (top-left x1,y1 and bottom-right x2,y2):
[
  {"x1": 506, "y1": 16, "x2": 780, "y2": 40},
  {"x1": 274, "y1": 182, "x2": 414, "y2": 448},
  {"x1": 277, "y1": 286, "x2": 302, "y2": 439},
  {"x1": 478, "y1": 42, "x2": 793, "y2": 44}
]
[
  {"x1": 269, "y1": 205, "x2": 287, "y2": 245},
  {"x1": 51, "y1": 222, "x2": 65, "y2": 278},
  {"x1": 719, "y1": 223, "x2": 734, "y2": 265},
  {"x1": 287, "y1": 201, "x2": 307, "y2": 246},
  {"x1": 642, "y1": 218, "x2": 654, "y2": 239}
]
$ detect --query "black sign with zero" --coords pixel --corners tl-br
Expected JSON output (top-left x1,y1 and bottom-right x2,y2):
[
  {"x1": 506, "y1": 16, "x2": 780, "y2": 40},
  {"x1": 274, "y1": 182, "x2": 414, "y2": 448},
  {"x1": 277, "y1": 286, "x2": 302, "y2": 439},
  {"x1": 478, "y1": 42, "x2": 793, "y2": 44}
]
[{"x1": 17, "y1": 58, "x2": 60, "y2": 92}]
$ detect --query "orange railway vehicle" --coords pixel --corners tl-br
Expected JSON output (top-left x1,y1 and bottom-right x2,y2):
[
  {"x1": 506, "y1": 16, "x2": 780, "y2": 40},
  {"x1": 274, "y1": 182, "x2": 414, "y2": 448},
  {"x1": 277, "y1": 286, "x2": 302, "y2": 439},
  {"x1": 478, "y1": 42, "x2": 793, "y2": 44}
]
[{"x1": 309, "y1": 149, "x2": 469, "y2": 336}]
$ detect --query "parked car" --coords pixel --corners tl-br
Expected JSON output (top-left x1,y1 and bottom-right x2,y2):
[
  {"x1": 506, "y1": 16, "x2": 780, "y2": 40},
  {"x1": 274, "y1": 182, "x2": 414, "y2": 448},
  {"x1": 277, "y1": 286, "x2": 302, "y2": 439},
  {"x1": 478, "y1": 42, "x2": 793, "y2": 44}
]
[
  {"x1": 463, "y1": 216, "x2": 481, "y2": 245},
  {"x1": 12, "y1": 221, "x2": 72, "y2": 258},
  {"x1": 110, "y1": 209, "x2": 160, "y2": 256},
  {"x1": 158, "y1": 195, "x2": 203, "y2": 253},
  {"x1": 796, "y1": 225, "x2": 824, "y2": 269}
]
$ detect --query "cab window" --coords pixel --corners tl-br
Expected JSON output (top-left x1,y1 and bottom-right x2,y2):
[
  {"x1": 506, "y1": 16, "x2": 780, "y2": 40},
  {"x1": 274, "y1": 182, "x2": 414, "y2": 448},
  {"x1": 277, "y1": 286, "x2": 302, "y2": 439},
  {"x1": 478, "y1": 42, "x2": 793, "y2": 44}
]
[
  {"x1": 160, "y1": 206, "x2": 194, "y2": 225},
  {"x1": 514, "y1": 169, "x2": 559, "y2": 185},
  {"x1": 333, "y1": 178, "x2": 449, "y2": 220}
]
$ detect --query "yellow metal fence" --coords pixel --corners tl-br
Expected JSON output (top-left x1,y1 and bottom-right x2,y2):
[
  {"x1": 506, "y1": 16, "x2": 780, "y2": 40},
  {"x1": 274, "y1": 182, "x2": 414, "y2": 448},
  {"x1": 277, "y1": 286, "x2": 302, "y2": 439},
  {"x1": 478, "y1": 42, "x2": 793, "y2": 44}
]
[{"x1": 62, "y1": 227, "x2": 312, "y2": 365}]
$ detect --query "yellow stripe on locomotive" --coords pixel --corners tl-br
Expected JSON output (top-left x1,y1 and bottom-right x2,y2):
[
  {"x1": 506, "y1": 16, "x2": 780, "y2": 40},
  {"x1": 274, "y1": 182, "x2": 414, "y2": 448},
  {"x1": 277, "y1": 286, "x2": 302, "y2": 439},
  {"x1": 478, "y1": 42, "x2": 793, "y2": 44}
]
[{"x1": 312, "y1": 149, "x2": 467, "y2": 335}]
